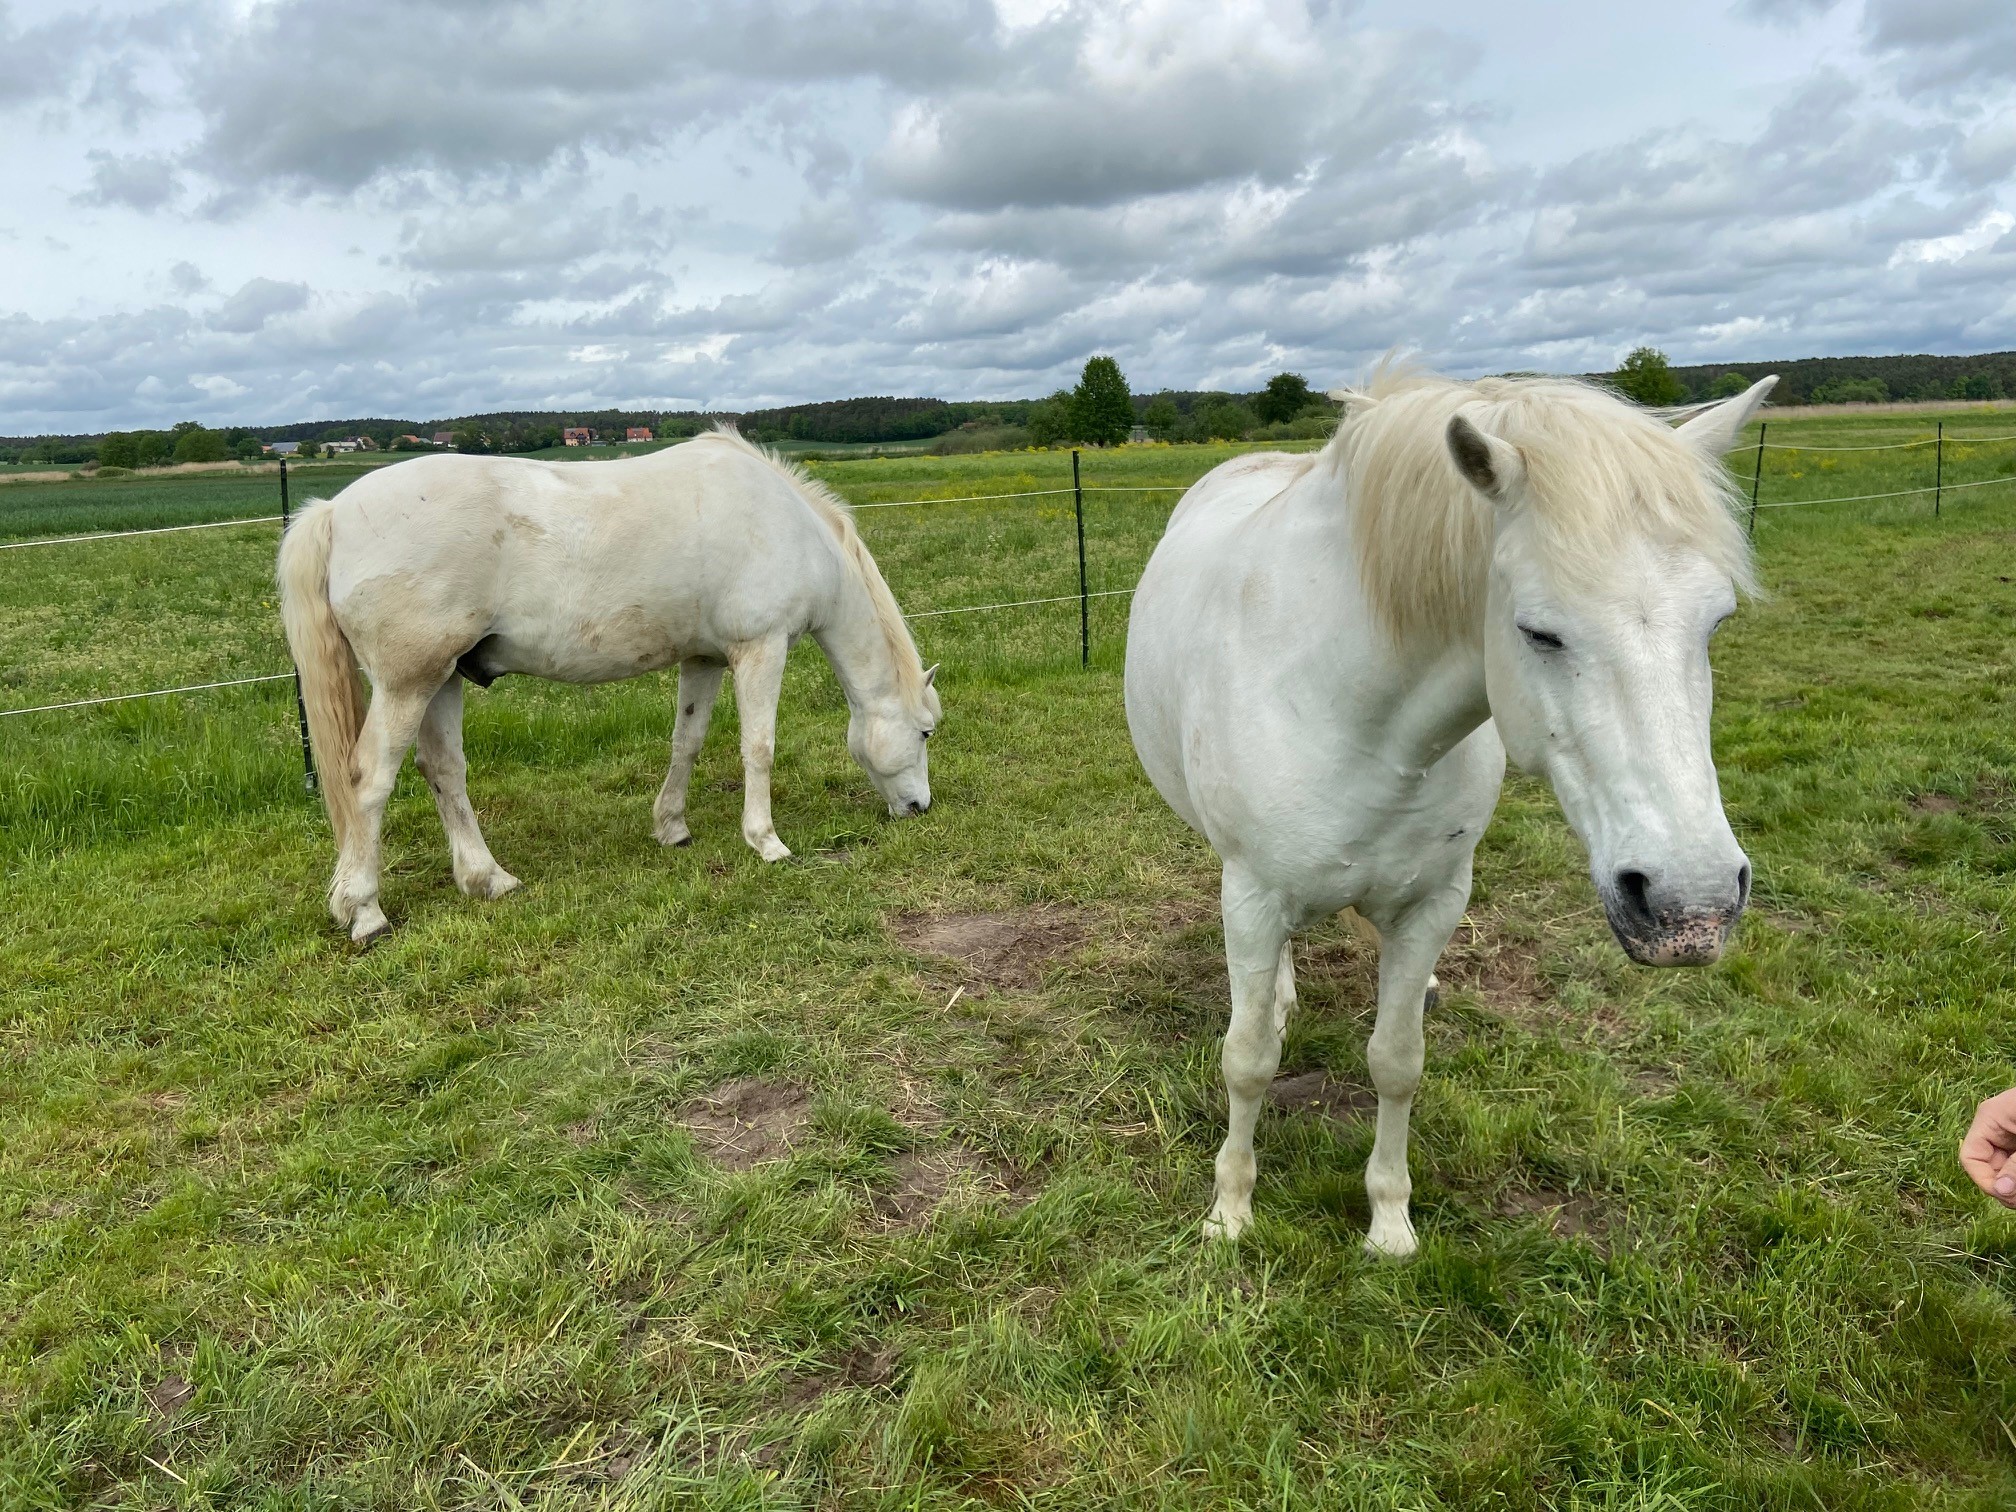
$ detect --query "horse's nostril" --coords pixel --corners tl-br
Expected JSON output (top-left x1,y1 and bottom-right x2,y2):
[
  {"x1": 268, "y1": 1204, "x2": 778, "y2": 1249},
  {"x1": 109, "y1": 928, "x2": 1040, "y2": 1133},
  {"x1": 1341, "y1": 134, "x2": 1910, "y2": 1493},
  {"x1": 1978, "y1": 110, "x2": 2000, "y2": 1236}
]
[{"x1": 1616, "y1": 869, "x2": 1654, "y2": 924}]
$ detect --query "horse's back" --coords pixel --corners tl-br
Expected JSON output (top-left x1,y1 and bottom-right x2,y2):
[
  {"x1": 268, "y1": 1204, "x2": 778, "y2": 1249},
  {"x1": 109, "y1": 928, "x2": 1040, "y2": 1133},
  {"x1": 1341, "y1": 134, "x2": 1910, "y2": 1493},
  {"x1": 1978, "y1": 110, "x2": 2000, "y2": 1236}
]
[
  {"x1": 1165, "y1": 449, "x2": 1314, "y2": 531},
  {"x1": 320, "y1": 443, "x2": 844, "y2": 686}
]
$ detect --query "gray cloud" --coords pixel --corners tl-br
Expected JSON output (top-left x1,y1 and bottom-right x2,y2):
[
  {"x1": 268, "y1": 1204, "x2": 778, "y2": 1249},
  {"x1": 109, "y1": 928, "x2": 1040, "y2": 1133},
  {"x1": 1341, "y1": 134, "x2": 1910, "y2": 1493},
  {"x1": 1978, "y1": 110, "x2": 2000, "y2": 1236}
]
[
  {"x1": 1734, "y1": 0, "x2": 1843, "y2": 23},
  {"x1": 175, "y1": 0, "x2": 1007, "y2": 198},
  {"x1": 0, "y1": 3, "x2": 97, "y2": 109},
  {"x1": 873, "y1": 16, "x2": 1473, "y2": 211},
  {"x1": 207, "y1": 277, "x2": 311, "y2": 333},
  {"x1": 75, "y1": 149, "x2": 181, "y2": 210},
  {"x1": 768, "y1": 197, "x2": 876, "y2": 266},
  {"x1": 1864, "y1": 0, "x2": 2016, "y2": 96},
  {"x1": 396, "y1": 192, "x2": 668, "y2": 274}
]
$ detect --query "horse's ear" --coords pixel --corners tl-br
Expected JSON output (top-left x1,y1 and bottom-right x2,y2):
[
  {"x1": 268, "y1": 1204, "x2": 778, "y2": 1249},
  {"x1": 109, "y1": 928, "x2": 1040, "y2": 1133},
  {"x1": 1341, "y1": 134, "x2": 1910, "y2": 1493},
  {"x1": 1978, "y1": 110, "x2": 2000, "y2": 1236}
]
[
  {"x1": 923, "y1": 663, "x2": 939, "y2": 687},
  {"x1": 1446, "y1": 414, "x2": 1525, "y2": 503},
  {"x1": 1674, "y1": 375, "x2": 1777, "y2": 459}
]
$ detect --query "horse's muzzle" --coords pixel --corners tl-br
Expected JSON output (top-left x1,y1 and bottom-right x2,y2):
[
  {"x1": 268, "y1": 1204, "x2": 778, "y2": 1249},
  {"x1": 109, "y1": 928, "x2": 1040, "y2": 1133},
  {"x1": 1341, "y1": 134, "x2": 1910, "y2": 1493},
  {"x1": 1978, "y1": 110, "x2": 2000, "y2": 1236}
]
[{"x1": 1602, "y1": 863, "x2": 1748, "y2": 966}]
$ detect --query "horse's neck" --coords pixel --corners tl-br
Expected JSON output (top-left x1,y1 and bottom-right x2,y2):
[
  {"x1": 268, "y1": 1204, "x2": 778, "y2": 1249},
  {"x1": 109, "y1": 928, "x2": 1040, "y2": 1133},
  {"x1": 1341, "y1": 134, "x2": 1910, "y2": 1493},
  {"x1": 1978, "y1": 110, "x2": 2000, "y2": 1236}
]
[
  {"x1": 1276, "y1": 472, "x2": 1492, "y2": 773},
  {"x1": 812, "y1": 562, "x2": 908, "y2": 716}
]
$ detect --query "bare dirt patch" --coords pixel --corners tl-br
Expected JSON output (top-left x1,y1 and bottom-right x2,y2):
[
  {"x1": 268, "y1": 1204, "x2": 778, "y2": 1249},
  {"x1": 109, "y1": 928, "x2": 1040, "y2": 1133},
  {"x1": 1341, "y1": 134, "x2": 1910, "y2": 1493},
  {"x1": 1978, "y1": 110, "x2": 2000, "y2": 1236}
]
[
  {"x1": 780, "y1": 1343, "x2": 901, "y2": 1410},
  {"x1": 1908, "y1": 792, "x2": 1961, "y2": 814},
  {"x1": 1496, "y1": 1187, "x2": 1605, "y2": 1239},
  {"x1": 870, "y1": 1145, "x2": 1024, "y2": 1227},
  {"x1": 1443, "y1": 926, "x2": 1555, "y2": 1023},
  {"x1": 146, "y1": 1374, "x2": 194, "y2": 1424},
  {"x1": 1629, "y1": 1064, "x2": 1681, "y2": 1098},
  {"x1": 680, "y1": 1079, "x2": 812, "y2": 1170},
  {"x1": 1268, "y1": 1069, "x2": 1378, "y2": 1122},
  {"x1": 894, "y1": 907, "x2": 1088, "y2": 991}
]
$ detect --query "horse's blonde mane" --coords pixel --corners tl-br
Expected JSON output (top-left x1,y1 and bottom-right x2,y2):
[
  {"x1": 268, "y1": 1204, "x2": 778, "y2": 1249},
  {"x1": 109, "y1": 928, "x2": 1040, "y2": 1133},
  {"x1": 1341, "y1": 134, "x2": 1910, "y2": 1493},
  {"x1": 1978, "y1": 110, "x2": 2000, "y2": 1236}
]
[
  {"x1": 693, "y1": 427, "x2": 930, "y2": 710},
  {"x1": 1316, "y1": 364, "x2": 1756, "y2": 644}
]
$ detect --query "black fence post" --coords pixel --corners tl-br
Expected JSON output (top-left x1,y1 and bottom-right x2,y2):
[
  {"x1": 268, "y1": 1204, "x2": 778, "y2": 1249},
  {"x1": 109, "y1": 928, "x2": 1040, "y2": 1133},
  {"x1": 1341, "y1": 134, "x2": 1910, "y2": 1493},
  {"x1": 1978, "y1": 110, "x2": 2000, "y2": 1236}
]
[
  {"x1": 1748, "y1": 422, "x2": 1768, "y2": 537},
  {"x1": 1072, "y1": 449, "x2": 1089, "y2": 669},
  {"x1": 279, "y1": 457, "x2": 318, "y2": 792},
  {"x1": 1935, "y1": 421, "x2": 1944, "y2": 518}
]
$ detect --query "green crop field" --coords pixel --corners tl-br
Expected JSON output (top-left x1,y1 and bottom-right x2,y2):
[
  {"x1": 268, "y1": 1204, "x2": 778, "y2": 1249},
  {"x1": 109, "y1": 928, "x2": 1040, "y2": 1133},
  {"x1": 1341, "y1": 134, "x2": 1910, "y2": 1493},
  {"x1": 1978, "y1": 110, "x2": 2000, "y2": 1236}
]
[{"x1": 3, "y1": 411, "x2": 2016, "y2": 1509}]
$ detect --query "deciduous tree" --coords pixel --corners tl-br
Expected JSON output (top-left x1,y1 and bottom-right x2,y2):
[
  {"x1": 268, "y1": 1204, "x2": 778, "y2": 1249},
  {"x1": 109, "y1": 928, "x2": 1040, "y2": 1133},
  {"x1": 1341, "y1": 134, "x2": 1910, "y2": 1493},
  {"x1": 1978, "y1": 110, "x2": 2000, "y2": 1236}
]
[
  {"x1": 1612, "y1": 347, "x2": 1686, "y2": 406},
  {"x1": 1254, "y1": 372, "x2": 1313, "y2": 425},
  {"x1": 1069, "y1": 356, "x2": 1134, "y2": 447}
]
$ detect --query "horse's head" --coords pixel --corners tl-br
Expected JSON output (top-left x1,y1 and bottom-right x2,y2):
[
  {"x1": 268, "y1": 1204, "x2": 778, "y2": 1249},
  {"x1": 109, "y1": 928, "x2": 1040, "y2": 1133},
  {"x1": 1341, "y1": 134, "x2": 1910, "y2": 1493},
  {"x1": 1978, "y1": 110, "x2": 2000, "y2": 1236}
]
[
  {"x1": 1447, "y1": 376, "x2": 1775, "y2": 966},
  {"x1": 849, "y1": 663, "x2": 940, "y2": 818}
]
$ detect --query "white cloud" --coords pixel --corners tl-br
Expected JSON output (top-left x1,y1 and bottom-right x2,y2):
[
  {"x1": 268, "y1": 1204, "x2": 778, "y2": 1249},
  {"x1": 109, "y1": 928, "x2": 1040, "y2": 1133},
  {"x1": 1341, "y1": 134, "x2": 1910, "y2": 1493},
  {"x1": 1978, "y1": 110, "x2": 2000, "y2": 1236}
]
[{"x1": 1890, "y1": 210, "x2": 2016, "y2": 267}]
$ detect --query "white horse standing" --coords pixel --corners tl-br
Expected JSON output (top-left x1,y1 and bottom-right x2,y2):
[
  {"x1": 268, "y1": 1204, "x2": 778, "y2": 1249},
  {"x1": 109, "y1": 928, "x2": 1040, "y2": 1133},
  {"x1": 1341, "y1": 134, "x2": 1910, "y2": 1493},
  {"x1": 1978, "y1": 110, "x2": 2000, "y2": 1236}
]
[
  {"x1": 279, "y1": 428, "x2": 940, "y2": 943},
  {"x1": 1126, "y1": 369, "x2": 1776, "y2": 1257}
]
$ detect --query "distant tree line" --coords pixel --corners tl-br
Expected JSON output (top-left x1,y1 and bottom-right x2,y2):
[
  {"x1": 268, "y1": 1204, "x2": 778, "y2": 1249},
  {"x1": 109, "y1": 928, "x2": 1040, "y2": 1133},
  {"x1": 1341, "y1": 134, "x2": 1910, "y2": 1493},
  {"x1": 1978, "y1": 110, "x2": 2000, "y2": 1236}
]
[
  {"x1": 1607, "y1": 346, "x2": 2014, "y2": 407},
  {"x1": 1, "y1": 368, "x2": 1341, "y2": 464},
  {"x1": 19, "y1": 347, "x2": 2007, "y2": 466}
]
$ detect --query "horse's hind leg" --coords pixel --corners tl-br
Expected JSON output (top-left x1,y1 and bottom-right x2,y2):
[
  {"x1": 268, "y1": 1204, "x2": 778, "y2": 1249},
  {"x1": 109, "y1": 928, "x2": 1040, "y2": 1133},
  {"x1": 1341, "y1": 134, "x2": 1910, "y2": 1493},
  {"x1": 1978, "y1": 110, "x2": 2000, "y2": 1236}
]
[
  {"x1": 1360, "y1": 875, "x2": 1470, "y2": 1260},
  {"x1": 416, "y1": 677, "x2": 519, "y2": 901},
  {"x1": 653, "y1": 659, "x2": 725, "y2": 847},
  {"x1": 727, "y1": 633, "x2": 791, "y2": 862},
  {"x1": 1206, "y1": 865, "x2": 1291, "y2": 1242},
  {"x1": 329, "y1": 680, "x2": 436, "y2": 944}
]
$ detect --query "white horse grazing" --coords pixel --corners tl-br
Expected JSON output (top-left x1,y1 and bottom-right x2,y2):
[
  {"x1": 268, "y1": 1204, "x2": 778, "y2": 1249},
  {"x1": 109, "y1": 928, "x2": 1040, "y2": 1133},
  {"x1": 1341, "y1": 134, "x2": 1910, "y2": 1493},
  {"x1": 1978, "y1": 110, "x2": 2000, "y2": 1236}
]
[
  {"x1": 1126, "y1": 368, "x2": 1776, "y2": 1257},
  {"x1": 278, "y1": 428, "x2": 940, "y2": 943}
]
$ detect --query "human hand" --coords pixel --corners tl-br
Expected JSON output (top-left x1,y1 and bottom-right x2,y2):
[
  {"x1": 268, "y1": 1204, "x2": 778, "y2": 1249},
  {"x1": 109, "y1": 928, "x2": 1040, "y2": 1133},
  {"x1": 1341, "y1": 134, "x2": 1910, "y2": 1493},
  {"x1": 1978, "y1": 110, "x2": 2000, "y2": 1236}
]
[{"x1": 1960, "y1": 1087, "x2": 2016, "y2": 1209}]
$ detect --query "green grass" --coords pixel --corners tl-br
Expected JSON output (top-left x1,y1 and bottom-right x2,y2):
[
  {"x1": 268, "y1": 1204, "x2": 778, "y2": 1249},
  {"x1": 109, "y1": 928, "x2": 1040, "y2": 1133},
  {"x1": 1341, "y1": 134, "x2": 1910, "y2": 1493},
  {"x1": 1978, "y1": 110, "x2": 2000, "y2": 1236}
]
[
  {"x1": 3, "y1": 426, "x2": 2016, "y2": 1508},
  {"x1": 0, "y1": 463, "x2": 390, "y2": 541}
]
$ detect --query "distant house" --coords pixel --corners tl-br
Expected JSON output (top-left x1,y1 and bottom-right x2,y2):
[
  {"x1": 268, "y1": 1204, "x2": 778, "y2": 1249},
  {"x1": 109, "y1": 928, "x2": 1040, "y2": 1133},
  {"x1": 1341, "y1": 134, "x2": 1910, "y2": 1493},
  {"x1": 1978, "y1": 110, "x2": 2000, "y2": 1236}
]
[
  {"x1": 626, "y1": 426, "x2": 652, "y2": 443},
  {"x1": 1129, "y1": 425, "x2": 1149, "y2": 444},
  {"x1": 324, "y1": 439, "x2": 361, "y2": 454},
  {"x1": 265, "y1": 441, "x2": 299, "y2": 456},
  {"x1": 431, "y1": 431, "x2": 455, "y2": 447},
  {"x1": 393, "y1": 434, "x2": 432, "y2": 449},
  {"x1": 563, "y1": 427, "x2": 593, "y2": 446}
]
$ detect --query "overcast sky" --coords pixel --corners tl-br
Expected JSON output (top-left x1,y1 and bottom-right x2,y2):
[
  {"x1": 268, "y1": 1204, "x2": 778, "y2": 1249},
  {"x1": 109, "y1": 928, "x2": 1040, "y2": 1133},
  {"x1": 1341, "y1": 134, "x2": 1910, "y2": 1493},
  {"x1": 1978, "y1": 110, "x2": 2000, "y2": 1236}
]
[{"x1": 2, "y1": 0, "x2": 2012, "y2": 431}]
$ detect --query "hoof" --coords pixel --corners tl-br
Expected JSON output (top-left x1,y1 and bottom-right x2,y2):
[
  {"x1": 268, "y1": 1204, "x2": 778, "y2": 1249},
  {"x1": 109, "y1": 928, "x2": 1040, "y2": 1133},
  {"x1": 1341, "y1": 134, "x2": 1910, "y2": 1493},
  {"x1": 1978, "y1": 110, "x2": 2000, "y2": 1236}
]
[
  {"x1": 1363, "y1": 1220, "x2": 1419, "y2": 1261},
  {"x1": 349, "y1": 908, "x2": 392, "y2": 947},
  {"x1": 656, "y1": 819, "x2": 692, "y2": 847},
  {"x1": 459, "y1": 867, "x2": 521, "y2": 900},
  {"x1": 751, "y1": 836, "x2": 792, "y2": 863},
  {"x1": 1203, "y1": 1205, "x2": 1249, "y2": 1243}
]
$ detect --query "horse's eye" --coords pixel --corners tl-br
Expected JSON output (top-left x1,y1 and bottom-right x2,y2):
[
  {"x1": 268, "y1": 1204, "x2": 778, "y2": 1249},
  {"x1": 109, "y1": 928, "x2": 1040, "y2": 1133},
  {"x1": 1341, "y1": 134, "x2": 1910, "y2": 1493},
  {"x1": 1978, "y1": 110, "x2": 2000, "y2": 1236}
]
[{"x1": 1520, "y1": 626, "x2": 1564, "y2": 652}]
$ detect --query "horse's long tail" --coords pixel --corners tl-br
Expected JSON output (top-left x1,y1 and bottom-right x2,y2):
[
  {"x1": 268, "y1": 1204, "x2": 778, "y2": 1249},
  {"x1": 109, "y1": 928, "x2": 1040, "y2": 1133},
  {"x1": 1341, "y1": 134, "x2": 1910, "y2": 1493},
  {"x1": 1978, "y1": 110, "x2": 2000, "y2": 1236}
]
[{"x1": 277, "y1": 500, "x2": 365, "y2": 849}]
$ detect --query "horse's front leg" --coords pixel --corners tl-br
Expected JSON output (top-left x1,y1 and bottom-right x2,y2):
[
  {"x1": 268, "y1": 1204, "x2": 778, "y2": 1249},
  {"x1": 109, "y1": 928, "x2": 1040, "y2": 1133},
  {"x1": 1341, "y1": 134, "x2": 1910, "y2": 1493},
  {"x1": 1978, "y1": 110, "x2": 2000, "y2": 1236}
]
[
  {"x1": 1361, "y1": 875, "x2": 1471, "y2": 1260},
  {"x1": 727, "y1": 634, "x2": 792, "y2": 862},
  {"x1": 1206, "y1": 865, "x2": 1292, "y2": 1241},
  {"x1": 654, "y1": 660, "x2": 725, "y2": 847}
]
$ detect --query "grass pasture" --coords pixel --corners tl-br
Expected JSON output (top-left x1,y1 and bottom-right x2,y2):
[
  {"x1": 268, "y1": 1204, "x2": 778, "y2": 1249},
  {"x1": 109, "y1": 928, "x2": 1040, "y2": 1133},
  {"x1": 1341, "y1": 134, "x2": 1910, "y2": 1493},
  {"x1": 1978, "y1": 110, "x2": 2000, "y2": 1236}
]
[{"x1": 3, "y1": 416, "x2": 2016, "y2": 1508}]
